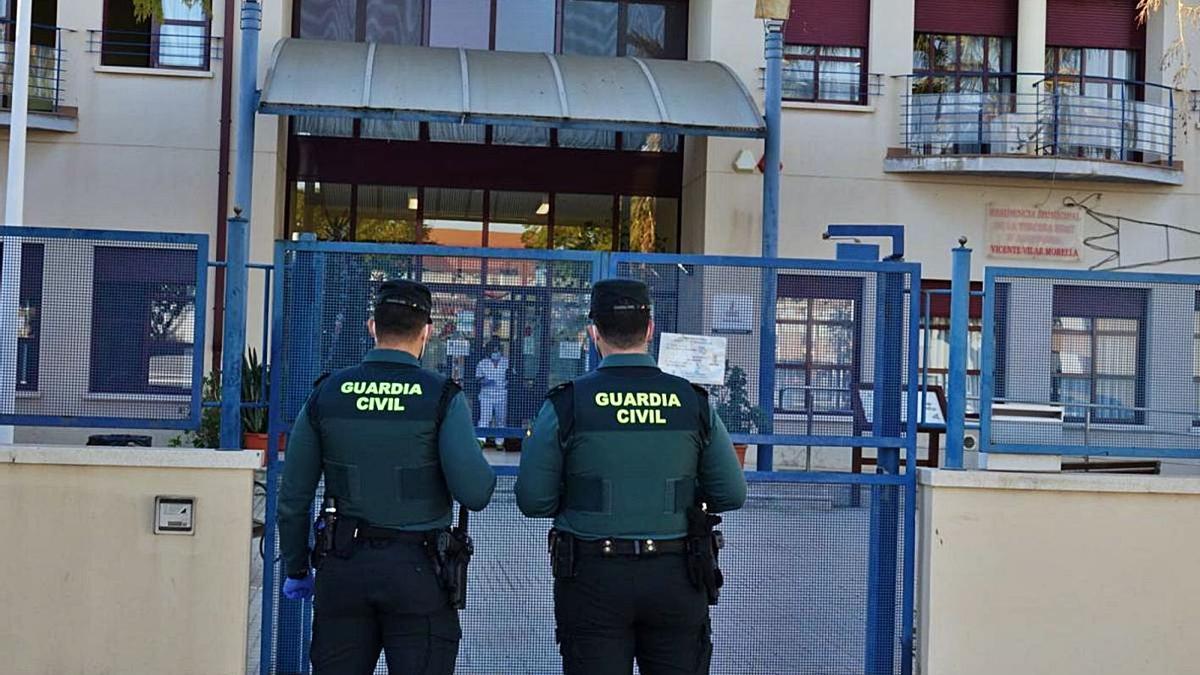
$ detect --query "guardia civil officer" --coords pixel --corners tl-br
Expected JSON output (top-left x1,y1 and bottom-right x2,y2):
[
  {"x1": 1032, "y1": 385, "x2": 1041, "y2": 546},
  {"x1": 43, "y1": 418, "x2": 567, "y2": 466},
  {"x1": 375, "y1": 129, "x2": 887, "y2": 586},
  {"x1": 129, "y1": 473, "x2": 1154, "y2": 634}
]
[
  {"x1": 515, "y1": 278, "x2": 747, "y2": 675},
  {"x1": 278, "y1": 279, "x2": 496, "y2": 675}
]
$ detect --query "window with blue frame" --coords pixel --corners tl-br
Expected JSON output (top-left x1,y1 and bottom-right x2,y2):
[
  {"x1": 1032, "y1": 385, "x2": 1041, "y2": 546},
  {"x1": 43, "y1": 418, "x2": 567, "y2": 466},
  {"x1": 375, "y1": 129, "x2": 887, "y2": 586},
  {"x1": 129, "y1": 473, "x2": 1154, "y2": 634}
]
[
  {"x1": 0, "y1": 242, "x2": 44, "y2": 391},
  {"x1": 774, "y1": 275, "x2": 862, "y2": 415},
  {"x1": 88, "y1": 247, "x2": 198, "y2": 396},
  {"x1": 1050, "y1": 285, "x2": 1146, "y2": 425}
]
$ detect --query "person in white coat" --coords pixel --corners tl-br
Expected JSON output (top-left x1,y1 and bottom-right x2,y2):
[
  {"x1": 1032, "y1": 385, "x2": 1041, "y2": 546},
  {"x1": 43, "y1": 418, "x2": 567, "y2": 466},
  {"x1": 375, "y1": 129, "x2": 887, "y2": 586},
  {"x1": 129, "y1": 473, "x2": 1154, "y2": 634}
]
[{"x1": 475, "y1": 341, "x2": 509, "y2": 447}]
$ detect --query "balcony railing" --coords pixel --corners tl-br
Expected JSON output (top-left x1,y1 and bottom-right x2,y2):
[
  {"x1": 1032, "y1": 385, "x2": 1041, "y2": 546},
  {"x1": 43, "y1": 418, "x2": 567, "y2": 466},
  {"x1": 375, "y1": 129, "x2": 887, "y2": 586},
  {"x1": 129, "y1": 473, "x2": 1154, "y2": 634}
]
[
  {"x1": 87, "y1": 28, "x2": 222, "y2": 71},
  {"x1": 0, "y1": 20, "x2": 70, "y2": 114},
  {"x1": 759, "y1": 68, "x2": 884, "y2": 105},
  {"x1": 898, "y1": 73, "x2": 1176, "y2": 166}
]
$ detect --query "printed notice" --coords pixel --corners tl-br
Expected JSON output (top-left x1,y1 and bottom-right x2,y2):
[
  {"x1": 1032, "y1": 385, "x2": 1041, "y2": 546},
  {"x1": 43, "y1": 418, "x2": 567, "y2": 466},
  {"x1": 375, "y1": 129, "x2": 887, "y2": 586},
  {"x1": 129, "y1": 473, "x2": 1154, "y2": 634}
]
[
  {"x1": 657, "y1": 333, "x2": 727, "y2": 386},
  {"x1": 711, "y1": 295, "x2": 753, "y2": 334},
  {"x1": 986, "y1": 204, "x2": 1082, "y2": 261}
]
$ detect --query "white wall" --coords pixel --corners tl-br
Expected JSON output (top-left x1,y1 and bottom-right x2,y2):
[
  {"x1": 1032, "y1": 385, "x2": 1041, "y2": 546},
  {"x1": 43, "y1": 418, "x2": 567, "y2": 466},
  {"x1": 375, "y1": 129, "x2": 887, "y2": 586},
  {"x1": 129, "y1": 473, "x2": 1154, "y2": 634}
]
[
  {"x1": 0, "y1": 446, "x2": 258, "y2": 675},
  {"x1": 919, "y1": 468, "x2": 1200, "y2": 675}
]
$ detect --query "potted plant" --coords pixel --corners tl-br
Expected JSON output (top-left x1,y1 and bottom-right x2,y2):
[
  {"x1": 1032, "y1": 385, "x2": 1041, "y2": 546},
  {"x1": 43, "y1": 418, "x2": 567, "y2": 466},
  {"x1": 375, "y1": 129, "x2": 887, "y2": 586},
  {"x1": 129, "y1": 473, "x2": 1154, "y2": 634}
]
[
  {"x1": 712, "y1": 365, "x2": 768, "y2": 468},
  {"x1": 168, "y1": 350, "x2": 281, "y2": 464}
]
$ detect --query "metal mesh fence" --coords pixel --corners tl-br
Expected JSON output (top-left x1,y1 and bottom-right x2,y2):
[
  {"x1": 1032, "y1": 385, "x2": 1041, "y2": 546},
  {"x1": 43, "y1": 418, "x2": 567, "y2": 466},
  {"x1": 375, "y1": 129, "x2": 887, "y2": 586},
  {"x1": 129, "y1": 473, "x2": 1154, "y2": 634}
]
[
  {"x1": 0, "y1": 226, "x2": 207, "y2": 428},
  {"x1": 614, "y1": 256, "x2": 916, "y2": 445},
  {"x1": 263, "y1": 472, "x2": 908, "y2": 675},
  {"x1": 984, "y1": 268, "x2": 1200, "y2": 456},
  {"x1": 277, "y1": 244, "x2": 596, "y2": 439}
]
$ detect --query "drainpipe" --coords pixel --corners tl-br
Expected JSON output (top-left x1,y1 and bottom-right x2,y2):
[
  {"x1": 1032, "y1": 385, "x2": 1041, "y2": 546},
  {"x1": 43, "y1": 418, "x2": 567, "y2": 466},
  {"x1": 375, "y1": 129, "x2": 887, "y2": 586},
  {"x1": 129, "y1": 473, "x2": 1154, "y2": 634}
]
[
  {"x1": 212, "y1": 0, "x2": 236, "y2": 373},
  {"x1": 219, "y1": 0, "x2": 260, "y2": 451}
]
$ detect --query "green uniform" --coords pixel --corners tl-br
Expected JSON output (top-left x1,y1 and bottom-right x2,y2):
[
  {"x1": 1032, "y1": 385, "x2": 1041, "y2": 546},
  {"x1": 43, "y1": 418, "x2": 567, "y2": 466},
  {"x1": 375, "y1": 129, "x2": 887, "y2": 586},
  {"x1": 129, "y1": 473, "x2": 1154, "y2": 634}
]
[
  {"x1": 516, "y1": 353, "x2": 745, "y2": 537},
  {"x1": 279, "y1": 348, "x2": 496, "y2": 575},
  {"x1": 278, "y1": 348, "x2": 495, "y2": 675},
  {"x1": 516, "y1": 352, "x2": 746, "y2": 675}
]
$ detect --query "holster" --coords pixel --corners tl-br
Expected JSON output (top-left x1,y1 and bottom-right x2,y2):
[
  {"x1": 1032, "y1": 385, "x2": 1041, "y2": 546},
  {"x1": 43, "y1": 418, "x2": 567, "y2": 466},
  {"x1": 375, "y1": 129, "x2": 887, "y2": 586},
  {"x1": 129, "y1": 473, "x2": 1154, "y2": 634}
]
[
  {"x1": 685, "y1": 506, "x2": 725, "y2": 606},
  {"x1": 548, "y1": 529, "x2": 576, "y2": 579},
  {"x1": 425, "y1": 526, "x2": 474, "y2": 610},
  {"x1": 310, "y1": 497, "x2": 352, "y2": 569}
]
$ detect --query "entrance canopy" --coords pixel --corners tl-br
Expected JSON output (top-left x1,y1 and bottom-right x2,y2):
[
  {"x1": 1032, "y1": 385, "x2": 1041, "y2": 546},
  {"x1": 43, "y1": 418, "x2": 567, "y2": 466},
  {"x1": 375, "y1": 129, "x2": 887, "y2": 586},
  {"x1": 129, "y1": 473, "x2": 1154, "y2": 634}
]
[{"x1": 260, "y1": 39, "x2": 766, "y2": 139}]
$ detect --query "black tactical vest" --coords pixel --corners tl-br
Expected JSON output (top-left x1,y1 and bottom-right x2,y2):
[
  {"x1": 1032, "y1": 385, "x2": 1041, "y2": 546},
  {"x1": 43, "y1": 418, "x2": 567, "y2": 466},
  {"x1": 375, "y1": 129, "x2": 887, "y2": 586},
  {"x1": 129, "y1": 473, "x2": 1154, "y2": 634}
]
[
  {"x1": 307, "y1": 359, "x2": 456, "y2": 528},
  {"x1": 550, "y1": 365, "x2": 709, "y2": 539}
]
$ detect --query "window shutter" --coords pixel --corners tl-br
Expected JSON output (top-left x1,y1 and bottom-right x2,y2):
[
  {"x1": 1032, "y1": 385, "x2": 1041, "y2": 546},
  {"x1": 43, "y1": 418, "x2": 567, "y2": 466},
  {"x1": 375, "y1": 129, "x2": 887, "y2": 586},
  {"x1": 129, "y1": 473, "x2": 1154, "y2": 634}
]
[
  {"x1": 785, "y1": 0, "x2": 870, "y2": 47},
  {"x1": 1046, "y1": 0, "x2": 1144, "y2": 50},
  {"x1": 914, "y1": 0, "x2": 1018, "y2": 36}
]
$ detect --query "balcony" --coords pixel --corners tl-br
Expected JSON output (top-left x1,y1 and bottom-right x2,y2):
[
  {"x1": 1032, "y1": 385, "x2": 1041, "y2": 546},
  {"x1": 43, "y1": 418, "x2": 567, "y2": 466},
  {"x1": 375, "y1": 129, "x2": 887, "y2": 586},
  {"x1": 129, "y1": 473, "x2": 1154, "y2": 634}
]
[
  {"x1": 886, "y1": 73, "x2": 1182, "y2": 186},
  {"x1": 0, "y1": 20, "x2": 75, "y2": 132}
]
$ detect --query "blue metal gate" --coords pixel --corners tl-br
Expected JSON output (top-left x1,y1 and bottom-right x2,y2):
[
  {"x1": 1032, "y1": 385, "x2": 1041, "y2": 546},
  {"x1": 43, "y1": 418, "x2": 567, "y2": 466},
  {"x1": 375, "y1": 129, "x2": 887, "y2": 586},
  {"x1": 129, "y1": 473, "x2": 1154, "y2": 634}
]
[{"x1": 260, "y1": 241, "x2": 919, "y2": 674}]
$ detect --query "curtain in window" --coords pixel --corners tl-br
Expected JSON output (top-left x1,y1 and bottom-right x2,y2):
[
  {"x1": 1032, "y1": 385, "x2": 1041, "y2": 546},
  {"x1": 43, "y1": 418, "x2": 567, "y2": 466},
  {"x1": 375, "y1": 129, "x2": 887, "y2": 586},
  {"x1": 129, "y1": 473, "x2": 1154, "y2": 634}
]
[{"x1": 159, "y1": 0, "x2": 206, "y2": 68}]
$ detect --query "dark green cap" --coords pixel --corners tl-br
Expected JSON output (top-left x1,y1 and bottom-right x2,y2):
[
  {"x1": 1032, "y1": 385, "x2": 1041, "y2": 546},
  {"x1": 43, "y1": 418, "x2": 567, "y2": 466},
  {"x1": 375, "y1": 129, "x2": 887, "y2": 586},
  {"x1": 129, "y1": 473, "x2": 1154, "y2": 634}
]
[
  {"x1": 376, "y1": 279, "x2": 433, "y2": 323},
  {"x1": 589, "y1": 278, "x2": 651, "y2": 319}
]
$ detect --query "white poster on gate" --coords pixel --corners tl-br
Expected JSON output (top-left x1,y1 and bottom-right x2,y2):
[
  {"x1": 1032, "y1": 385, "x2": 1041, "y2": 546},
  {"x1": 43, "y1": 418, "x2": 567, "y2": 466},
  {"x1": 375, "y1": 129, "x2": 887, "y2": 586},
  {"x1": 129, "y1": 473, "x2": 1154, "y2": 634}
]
[{"x1": 657, "y1": 333, "x2": 727, "y2": 386}]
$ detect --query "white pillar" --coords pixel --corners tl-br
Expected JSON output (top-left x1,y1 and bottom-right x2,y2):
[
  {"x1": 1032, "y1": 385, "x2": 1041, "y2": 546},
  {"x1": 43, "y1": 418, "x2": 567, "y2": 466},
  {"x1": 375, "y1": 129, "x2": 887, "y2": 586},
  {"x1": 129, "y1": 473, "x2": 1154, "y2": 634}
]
[
  {"x1": 1016, "y1": 0, "x2": 1048, "y2": 111},
  {"x1": 0, "y1": 0, "x2": 34, "y2": 444}
]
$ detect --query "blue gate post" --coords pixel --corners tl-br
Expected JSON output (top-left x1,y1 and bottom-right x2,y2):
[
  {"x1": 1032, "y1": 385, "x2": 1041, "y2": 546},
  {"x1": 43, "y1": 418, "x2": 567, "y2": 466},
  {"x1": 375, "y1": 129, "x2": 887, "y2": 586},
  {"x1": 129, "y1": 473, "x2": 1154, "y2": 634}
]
[
  {"x1": 864, "y1": 268, "x2": 904, "y2": 674},
  {"x1": 219, "y1": 0, "x2": 262, "y2": 451},
  {"x1": 945, "y1": 240, "x2": 972, "y2": 469},
  {"x1": 756, "y1": 18, "x2": 784, "y2": 470},
  {"x1": 260, "y1": 243, "x2": 286, "y2": 675},
  {"x1": 274, "y1": 235, "x2": 323, "y2": 675}
]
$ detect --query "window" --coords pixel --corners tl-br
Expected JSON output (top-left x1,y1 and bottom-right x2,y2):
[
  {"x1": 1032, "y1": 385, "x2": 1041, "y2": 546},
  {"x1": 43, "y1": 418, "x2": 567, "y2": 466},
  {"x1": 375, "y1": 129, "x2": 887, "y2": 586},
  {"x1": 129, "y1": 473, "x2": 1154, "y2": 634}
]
[
  {"x1": 1050, "y1": 285, "x2": 1146, "y2": 424},
  {"x1": 552, "y1": 193, "x2": 615, "y2": 251},
  {"x1": 89, "y1": 247, "x2": 198, "y2": 396},
  {"x1": 912, "y1": 34, "x2": 1014, "y2": 94},
  {"x1": 495, "y1": 0, "x2": 557, "y2": 52},
  {"x1": 782, "y1": 0, "x2": 870, "y2": 103},
  {"x1": 918, "y1": 281, "x2": 983, "y2": 414},
  {"x1": 423, "y1": 188, "x2": 485, "y2": 248},
  {"x1": 489, "y1": 190, "x2": 549, "y2": 248},
  {"x1": 0, "y1": 242, "x2": 43, "y2": 391},
  {"x1": 782, "y1": 46, "x2": 866, "y2": 104},
  {"x1": 1045, "y1": 47, "x2": 1138, "y2": 98},
  {"x1": 101, "y1": 0, "x2": 212, "y2": 70},
  {"x1": 774, "y1": 276, "x2": 862, "y2": 415}
]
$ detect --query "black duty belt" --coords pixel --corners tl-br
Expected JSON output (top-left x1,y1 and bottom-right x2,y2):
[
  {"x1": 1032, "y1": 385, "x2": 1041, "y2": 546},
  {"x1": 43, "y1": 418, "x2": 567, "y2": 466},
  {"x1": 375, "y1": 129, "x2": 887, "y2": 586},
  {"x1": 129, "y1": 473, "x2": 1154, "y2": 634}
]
[
  {"x1": 575, "y1": 537, "x2": 688, "y2": 557},
  {"x1": 357, "y1": 525, "x2": 429, "y2": 543}
]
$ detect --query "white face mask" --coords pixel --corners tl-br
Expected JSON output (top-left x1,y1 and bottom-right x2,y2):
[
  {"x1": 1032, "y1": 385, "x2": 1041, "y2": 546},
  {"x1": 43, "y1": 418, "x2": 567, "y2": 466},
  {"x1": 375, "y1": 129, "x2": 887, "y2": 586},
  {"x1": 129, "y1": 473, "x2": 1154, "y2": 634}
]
[{"x1": 490, "y1": 352, "x2": 501, "y2": 361}]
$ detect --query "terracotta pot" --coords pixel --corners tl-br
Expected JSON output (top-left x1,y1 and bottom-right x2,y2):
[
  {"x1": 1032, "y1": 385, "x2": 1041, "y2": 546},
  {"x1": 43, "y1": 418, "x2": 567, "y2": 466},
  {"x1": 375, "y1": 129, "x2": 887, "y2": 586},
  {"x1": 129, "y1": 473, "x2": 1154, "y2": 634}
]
[
  {"x1": 734, "y1": 444, "x2": 748, "y2": 468},
  {"x1": 243, "y1": 432, "x2": 287, "y2": 467}
]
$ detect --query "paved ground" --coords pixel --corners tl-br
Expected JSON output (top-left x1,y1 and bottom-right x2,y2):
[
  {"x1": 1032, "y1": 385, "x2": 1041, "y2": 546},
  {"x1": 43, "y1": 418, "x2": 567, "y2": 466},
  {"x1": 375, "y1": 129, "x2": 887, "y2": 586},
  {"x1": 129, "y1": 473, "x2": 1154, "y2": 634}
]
[{"x1": 248, "y1": 469, "x2": 906, "y2": 675}]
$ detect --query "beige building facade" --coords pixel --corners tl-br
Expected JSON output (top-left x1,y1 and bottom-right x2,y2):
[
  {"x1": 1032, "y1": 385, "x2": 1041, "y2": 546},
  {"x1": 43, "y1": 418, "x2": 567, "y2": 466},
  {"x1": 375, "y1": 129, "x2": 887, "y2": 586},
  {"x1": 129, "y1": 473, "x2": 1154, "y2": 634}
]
[{"x1": 1, "y1": 0, "x2": 1199, "y2": 445}]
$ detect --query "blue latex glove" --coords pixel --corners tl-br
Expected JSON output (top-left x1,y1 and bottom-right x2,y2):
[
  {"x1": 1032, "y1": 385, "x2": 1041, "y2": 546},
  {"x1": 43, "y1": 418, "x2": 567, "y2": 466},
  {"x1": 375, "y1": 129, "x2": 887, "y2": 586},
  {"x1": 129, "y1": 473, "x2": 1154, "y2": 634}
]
[{"x1": 283, "y1": 573, "x2": 315, "y2": 600}]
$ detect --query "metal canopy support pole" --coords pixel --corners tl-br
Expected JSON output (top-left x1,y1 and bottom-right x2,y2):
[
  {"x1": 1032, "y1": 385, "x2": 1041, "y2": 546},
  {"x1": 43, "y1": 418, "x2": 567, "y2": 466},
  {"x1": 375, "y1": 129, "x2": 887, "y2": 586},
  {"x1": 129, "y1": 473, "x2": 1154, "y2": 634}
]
[
  {"x1": 945, "y1": 241, "x2": 973, "y2": 469},
  {"x1": 757, "y1": 19, "x2": 783, "y2": 471},
  {"x1": 0, "y1": 0, "x2": 33, "y2": 444},
  {"x1": 219, "y1": 0, "x2": 262, "y2": 451}
]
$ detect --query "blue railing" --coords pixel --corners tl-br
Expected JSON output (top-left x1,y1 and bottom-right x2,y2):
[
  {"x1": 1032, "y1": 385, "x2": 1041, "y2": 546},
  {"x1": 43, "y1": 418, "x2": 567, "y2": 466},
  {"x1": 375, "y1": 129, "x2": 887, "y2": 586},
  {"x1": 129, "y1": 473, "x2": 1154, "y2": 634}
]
[
  {"x1": 759, "y1": 69, "x2": 884, "y2": 105},
  {"x1": 87, "y1": 27, "x2": 222, "y2": 71},
  {"x1": 0, "y1": 20, "x2": 70, "y2": 113},
  {"x1": 900, "y1": 72, "x2": 1176, "y2": 166}
]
